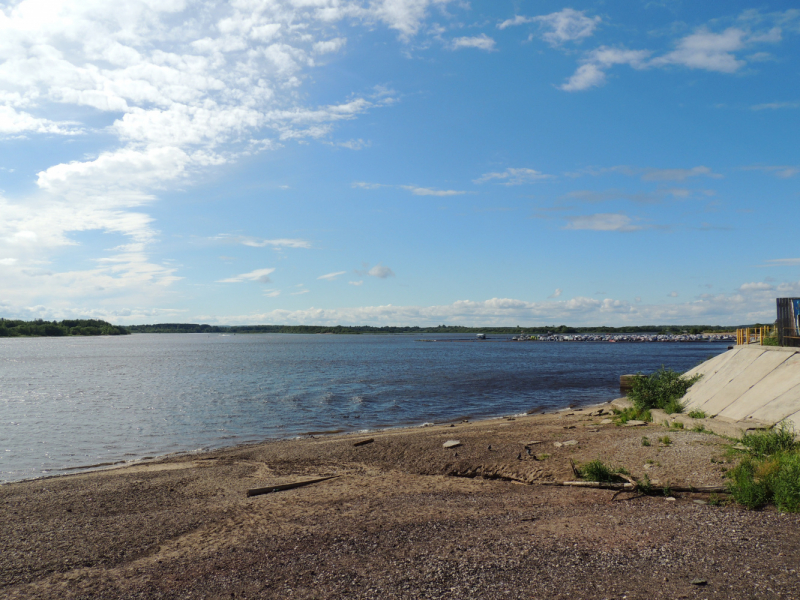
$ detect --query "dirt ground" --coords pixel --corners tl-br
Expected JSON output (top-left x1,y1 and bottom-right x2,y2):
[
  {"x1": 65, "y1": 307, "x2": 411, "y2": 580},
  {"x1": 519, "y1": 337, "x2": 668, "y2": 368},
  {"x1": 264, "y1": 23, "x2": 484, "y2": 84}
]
[{"x1": 2, "y1": 404, "x2": 799, "y2": 599}]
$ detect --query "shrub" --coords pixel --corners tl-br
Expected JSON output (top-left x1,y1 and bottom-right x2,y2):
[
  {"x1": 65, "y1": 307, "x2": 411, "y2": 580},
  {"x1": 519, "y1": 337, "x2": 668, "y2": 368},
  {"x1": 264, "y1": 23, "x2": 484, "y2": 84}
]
[
  {"x1": 628, "y1": 367, "x2": 701, "y2": 413},
  {"x1": 726, "y1": 422, "x2": 800, "y2": 512},
  {"x1": 688, "y1": 409, "x2": 707, "y2": 419},
  {"x1": 741, "y1": 422, "x2": 797, "y2": 456},
  {"x1": 576, "y1": 459, "x2": 627, "y2": 483},
  {"x1": 641, "y1": 436, "x2": 651, "y2": 447},
  {"x1": 659, "y1": 435, "x2": 672, "y2": 445},
  {"x1": 613, "y1": 406, "x2": 651, "y2": 425}
]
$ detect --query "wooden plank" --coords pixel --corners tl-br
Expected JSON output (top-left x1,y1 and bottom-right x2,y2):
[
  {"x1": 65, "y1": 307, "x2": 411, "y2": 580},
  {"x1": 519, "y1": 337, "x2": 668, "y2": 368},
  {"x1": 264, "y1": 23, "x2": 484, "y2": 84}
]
[{"x1": 247, "y1": 475, "x2": 339, "y2": 497}]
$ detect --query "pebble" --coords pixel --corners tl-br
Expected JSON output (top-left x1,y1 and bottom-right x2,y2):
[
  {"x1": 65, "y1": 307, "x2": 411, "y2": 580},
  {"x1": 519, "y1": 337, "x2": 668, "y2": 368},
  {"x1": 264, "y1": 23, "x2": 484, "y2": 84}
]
[{"x1": 691, "y1": 578, "x2": 708, "y2": 586}]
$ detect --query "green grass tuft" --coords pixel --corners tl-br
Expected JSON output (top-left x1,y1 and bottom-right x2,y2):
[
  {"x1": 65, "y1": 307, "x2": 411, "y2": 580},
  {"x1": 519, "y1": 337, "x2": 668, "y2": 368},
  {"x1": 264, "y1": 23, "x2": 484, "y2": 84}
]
[
  {"x1": 575, "y1": 459, "x2": 628, "y2": 483},
  {"x1": 688, "y1": 409, "x2": 707, "y2": 419}
]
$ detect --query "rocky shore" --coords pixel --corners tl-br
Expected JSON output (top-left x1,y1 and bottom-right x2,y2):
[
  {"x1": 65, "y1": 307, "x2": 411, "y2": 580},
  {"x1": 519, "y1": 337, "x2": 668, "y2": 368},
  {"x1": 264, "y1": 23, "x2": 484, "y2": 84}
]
[{"x1": 2, "y1": 405, "x2": 799, "y2": 599}]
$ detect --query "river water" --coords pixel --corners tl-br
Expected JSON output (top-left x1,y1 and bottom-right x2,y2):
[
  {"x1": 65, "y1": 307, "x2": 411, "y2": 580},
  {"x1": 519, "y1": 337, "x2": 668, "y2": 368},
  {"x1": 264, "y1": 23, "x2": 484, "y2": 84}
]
[{"x1": 0, "y1": 333, "x2": 729, "y2": 482}]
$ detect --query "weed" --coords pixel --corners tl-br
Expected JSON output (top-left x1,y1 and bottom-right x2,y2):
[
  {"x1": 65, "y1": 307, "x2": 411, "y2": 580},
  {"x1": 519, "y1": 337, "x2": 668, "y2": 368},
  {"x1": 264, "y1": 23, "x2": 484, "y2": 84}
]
[
  {"x1": 614, "y1": 406, "x2": 652, "y2": 425},
  {"x1": 693, "y1": 424, "x2": 707, "y2": 433},
  {"x1": 641, "y1": 436, "x2": 651, "y2": 447},
  {"x1": 688, "y1": 409, "x2": 707, "y2": 419},
  {"x1": 575, "y1": 459, "x2": 628, "y2": 483},
  {"x1": 659, "y1": 435, "x2": 672, "y2": 446},
  {"x1": 708, "y1": 493, "x2": 722, "y2": 506},
  {"x1": 671, "y1": 421, "x2": 684, "y2": 429},
  {"x1": 645, "y1": 459, "x2": 654, "y2": 464},
  {"x1": 628, "y1": 367, "x2": 702, "y2": 413},
  {"x1": 741, "y1": 422, "x2": 797, "y2": 456},
  {"x1": 726, "y1": 422, "x2": 800, "y2": 512}
]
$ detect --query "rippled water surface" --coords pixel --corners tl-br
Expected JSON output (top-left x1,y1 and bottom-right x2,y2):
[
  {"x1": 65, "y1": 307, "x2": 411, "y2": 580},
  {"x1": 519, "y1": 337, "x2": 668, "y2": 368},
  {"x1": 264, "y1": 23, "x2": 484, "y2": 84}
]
[{"x1": 0, "y1": 333, "x2": 729, "y2": 482}]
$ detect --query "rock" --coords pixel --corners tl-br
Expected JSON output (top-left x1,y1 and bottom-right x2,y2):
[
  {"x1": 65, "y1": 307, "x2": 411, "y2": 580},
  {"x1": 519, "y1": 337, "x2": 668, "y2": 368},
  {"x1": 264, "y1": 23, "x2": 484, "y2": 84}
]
[
  {"x1": 599, "y1": 419, "x2": 613, "y2": 424},
  {"x1": 733, "y1": 444, "x2": 748, "y2": 451},
  {"x1": 665, "y1": 497, "x2": 676, "y2": 501},
  {"x1": 422, "y1": 422, "x2": 434, "y2": 427},
  {"x1": 625, "y1": 420, "x2": 647, "y2": 427},
  {"x1": 443, "y1": 440, "x2": 461, "y2": 449},
  {"x1": 560, "y1": 440, "x2": 578, "y2": 447},
  {"x1": 691, "y1": 579, "x2": 707, "y2": 586},
  {"x1": 643, "y1": 464, "x2": 652, "y2": 470},
  {"x1": 553, "y1": 442, "x2": 563, "y2": 448},
  {"x1": 693, "y1": 500, "x2": 707, "y2": 505},
  {"x1": 563, "y1": 425, "x2": 576, "y2": 429},
  {"x1": 520, "y1": 440, "x2": 543, "y2": 445}
]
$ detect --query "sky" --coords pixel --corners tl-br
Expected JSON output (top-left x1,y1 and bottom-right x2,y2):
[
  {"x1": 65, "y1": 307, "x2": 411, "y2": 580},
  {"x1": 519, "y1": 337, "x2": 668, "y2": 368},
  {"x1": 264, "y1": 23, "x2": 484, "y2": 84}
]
[{"x1": 0, "y1": 0, "x2": 798, "y2": 327}]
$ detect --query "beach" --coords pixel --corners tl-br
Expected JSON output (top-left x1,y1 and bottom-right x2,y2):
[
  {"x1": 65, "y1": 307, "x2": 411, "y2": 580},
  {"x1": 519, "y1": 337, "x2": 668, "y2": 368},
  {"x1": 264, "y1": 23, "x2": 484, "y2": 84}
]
[{"x1": 3, "y1": 405, "x2": 799, "y2": 599}]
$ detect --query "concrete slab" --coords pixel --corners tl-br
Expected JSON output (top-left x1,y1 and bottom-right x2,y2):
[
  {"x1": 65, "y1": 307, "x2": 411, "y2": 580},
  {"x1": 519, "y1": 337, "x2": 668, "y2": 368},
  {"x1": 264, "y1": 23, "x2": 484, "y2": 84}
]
[
  {"x1": 684, "y1": 348, "x2": 767, "y2": 412},
  {"x1": 682, "y1": 348, "x2": 740, "y2": 382},
  {"x1": 782, "y1": 408, "x2": 800, "y2": 431},
  {"x1": 719, "y1": 354, "x2": 800, "y2": 421},
  {"x1": 748, "y1": 382, "x2": 800, "y2": 424},
  {"x1": 700, "y1": 350, "x2": 794, "y2": 416}
]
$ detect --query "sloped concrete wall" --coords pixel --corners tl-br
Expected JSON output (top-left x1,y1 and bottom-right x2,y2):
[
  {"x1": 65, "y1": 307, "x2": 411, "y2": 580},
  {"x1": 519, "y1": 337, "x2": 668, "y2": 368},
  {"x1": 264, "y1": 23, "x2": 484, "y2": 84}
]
[{"x1": 683, "y1": 346, "x2": 800, "y2": 429}]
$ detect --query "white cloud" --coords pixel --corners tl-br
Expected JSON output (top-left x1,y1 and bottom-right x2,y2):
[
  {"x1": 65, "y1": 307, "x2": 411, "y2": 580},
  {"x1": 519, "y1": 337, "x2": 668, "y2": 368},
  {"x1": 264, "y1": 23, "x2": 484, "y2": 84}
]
[
  {"x1": 218, "y1": 268, "x2": 275, "y2": 283},
  {"x1": 761, "y1": 258, "x2": 800, "y2": 267},
  {"x1": 263, "y1": 289, "x2": 281, "y2": 297},
  {"x1": 197, "y1": 280, "x2": 800, "y2": 326},
  {"x1": 318, "y1": 270, "x2": 346, "y2": 281},
  {"x1": 0, "y1": 105, "x2": 83, "y2": 136},
  {"x1": 291, "y1": 289, "x2": 310, "y2": 295},
  {"x1": 349, "y1": 280, "x2": 363, "y2": 286},
  {"x1": 739, "y1": 282, "x2": 774, "y2": 292},
  {"x1": 667, "y1": 291, "x2": 679, "y2": 297},
  {"x1": 564, "y1": 213, "x2": 643, "y2": 232},
  {"x1": 548, "y1": 288, "x2": 562, "y2": 298},
  {"x1": 560, "y1": 46, "x2": 651, "y2": 91},
  {"x1": 213, "y1": 234, "x2": 312, "y2": 249},
  {"x1": 313, "y1": 37, "x2": 346, "y2": 54},
  {"x1": 751, "y1": 101, "x2": 800, "y2": 110},
  {"x1": 399, "y1": 185, "x2": 466, "y2": 196},
  {"x1": 499, "y1": 9, "x2": 599, "y2": 47},
  {"x1": 368, "y1": 264, "x2": 395, "y2": 278},
  {"x1": 652, "y1": 28, "x2": 747, "y2": 73},
  {"x1": 741, "y1": 165, "x2": 799, "y2": 179},
  {"x1": 451, "y1": 34, "x2": 496, "y2": 51},
  {"x1": 474, "y1": 167, "x2": 553, "y2": 185},
  {"x1": 640, "y1": 166, "x2": 723, "y2": 182}
]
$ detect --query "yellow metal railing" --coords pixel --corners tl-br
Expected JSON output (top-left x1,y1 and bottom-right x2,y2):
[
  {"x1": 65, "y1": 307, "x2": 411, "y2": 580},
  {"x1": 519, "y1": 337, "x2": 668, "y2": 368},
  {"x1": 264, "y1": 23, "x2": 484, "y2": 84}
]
[{"x1": 736, "y1": 326, "x2": 777, "y2": 345}]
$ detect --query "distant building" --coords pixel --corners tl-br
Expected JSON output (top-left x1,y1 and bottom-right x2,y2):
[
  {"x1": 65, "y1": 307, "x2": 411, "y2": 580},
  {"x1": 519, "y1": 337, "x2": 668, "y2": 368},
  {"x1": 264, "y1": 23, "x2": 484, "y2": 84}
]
[{"x1": 777, "y1": 298, "x2": 800, "y2": 347}]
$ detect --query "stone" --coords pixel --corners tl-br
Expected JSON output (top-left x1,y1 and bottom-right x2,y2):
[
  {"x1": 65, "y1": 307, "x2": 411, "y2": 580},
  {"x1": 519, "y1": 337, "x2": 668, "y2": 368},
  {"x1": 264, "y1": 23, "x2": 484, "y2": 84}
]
[
  {"x1": 443, "y1": 440, "x2": 461, "y2": 448},
  {"x1": 624, "y1": 420, "x2": 647, "y2": 427},
  {"x1": 599, "y1": 419, "x2": 614, "y2": 424},
  {"x1": 562, "y1": 440, "x2": 578, "y2": 446},
  {"x1": 691, "y1": 579, "x2": 707, "y2": 586}
]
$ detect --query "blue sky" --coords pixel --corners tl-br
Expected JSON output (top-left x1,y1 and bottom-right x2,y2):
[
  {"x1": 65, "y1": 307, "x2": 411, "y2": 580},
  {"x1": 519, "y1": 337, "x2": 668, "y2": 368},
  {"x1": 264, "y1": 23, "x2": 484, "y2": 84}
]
[{"x1": 0, "y1": 0, "x2": 798, "y2": 326}]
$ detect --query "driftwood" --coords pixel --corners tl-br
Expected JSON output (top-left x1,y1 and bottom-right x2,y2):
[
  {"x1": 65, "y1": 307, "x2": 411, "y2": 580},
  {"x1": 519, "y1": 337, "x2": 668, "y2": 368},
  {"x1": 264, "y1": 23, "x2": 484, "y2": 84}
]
[
  {"x1": 543, "y1": 480, "x2": 728, "y2": 494},
  {"x1": 247, "y1": 475, "x2": 339, "y2": 498},
  {"x1": 353, "y1": 438, "x2": 374, "y2": 447}
]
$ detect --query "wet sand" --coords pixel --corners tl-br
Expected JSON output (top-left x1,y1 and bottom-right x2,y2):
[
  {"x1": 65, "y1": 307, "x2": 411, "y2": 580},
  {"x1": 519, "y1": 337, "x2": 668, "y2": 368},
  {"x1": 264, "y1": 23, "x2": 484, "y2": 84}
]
[{"x1": 2, "y1": 405, "x2": 799, "y2": 599}]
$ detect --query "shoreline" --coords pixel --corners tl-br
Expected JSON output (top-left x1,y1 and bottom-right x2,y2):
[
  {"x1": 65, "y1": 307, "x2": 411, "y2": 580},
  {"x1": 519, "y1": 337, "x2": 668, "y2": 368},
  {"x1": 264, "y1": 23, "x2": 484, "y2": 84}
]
[
  {"x1": 3, "y1": 397, "x2": 615, "y2": 486},
  {"x1": 4, "y1": 403, "x2": 799, "y2": 599}
]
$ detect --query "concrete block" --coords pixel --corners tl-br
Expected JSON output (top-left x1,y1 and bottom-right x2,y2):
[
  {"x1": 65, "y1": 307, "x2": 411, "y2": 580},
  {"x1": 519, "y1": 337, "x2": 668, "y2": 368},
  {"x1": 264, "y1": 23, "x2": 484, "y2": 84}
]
[
  {"x1": 684, "y1": 348, "x2": 766, "y2": 412},
  {"x1": 720, "y1": 354, "x2": 800, "y2": 422}
]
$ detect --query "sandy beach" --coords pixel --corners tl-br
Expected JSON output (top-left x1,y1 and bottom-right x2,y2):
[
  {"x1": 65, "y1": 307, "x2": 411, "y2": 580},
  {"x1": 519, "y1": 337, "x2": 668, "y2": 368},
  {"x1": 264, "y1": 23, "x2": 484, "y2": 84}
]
[{"x1": 3, "y1": 405, "x2": 799, "y2": 599}]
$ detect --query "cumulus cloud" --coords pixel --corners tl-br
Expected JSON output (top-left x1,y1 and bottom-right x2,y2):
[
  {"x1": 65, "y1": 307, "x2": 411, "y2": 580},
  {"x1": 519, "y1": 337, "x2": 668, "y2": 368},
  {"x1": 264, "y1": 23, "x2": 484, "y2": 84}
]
[
  {"x1": 563, "y1": 213, "x2": 643, "y2": 232},
  {"x1": 739, "y1": 282, "x2": 774, "y2": 292},
  {"x1": 451, "y1": 34, "x2": 496, "y2": 51},
  {"x1": 349, "y1": 280, "x2": 364, "y2": 286},
  {"x1": 0, "y1": 0, "x2": 458, "y2": 312},
  {"x1": 218, "y1": 268, "x2": 275, "y2": 283},
  {"x1": 560, "y1": 19, "x2": 788, "y2": 92},
  {"x1": 474, "y1": 168, "x2": 553, "y2": 185},
  {"x1": 318, "y1": 270, "x2": 347, "y2": 281},
  {"x1": 499, "y1": 9, "x2": 600, "y2": 47},
  {"x1": 368, "y1": 264, "x2": 395, "y2": 278},
  {"x1": 196, "y1": 280, "x2": 800, "y2": 326},
  {"x1": 548, "y1": 288, "x2": 562, "y2": 298}
]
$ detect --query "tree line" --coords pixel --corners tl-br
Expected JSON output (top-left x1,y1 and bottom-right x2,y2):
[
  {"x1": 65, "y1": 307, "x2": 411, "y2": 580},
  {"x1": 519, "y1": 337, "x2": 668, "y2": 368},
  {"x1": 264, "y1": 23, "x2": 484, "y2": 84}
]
[{"x1": 0, "y1": 319, "x2": 130, "y2": 337}]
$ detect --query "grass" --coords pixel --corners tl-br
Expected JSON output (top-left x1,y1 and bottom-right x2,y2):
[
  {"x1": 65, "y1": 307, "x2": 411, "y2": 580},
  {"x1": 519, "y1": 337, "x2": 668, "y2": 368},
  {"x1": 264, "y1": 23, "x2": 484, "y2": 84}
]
[
  {"x1": 641, "y1": 436, "x2": 651, "y2": 447},
  {"x1": 627, "y1": 367, "x2": 702, "y2": 414},
  {"x1": 726, "y1": 422, "x2": 800, "y2": 512},
  {"x1": 659, "y1": 435, "x2": 672, "y2": 445},
  {"x1": 762, "y1": 336, "x2": 779, "y2": 347},
  {"x1": 688, "y1": 409, "x2": 707, "y2": 419},
  {"x1": 575, "y1": 459, "x2": 629, "y2": 483},
  {"x1": 612, "y1": 406, "x2": 651, "y2": 425}
]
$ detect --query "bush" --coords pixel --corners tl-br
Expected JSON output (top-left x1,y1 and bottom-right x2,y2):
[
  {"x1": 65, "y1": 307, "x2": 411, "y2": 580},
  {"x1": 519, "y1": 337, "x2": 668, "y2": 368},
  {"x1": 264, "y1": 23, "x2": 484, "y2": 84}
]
[
  {"x1": 727, "y1": 422, "x2": 800, "y2": 512},
  {"x1": 688, "y1": 409, "x2": 707, "y2": 419},
  {"x1": 741, "y1": 422, "x2": 797, "y2": 456},
  {"x1": 628, "y1": 367, "x2": 702, "y2": 413}
]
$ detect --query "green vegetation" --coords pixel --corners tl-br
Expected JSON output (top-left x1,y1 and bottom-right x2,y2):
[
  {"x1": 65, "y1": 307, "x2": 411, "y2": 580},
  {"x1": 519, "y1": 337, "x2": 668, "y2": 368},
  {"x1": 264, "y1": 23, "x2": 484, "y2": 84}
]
[
  {"x1": 628, "y1": 367, "x2": 702, "y2": 414},
  {"x1": 688, "y1": 409, "x2": 707, "y2": 419},
  {"x1": 659, "y1": 435, "x2": 672, "y2": 446},
  {"x1": 0, "y1": 318, "x2": 128, "y2": 337},
  {"x1": 612, "y1": 406, "x2": 652, "y2": 425},
  {"x1": 727, "y1": 422, "x2": 800, "y2": 511},
  {"x1": 641, "y1": 436, "x2": 651, "y2": 447},
  {"x1": 762, "y1": 336, "x2": 779, "y2": 346},
  {"x1": 575, "y1": 459, "x2": 629, "y2": 483}
]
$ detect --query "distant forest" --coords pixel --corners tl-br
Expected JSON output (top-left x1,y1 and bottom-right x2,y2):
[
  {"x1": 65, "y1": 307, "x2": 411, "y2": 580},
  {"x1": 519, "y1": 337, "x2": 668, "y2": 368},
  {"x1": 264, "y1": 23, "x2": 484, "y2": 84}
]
[
  {"x1": 1, "y1": 319, "x2": 765, "y2": 338},
  {"x1": 0, "y1": 319, "x2": 130, "y2": 337},
  {"x1": 126, "y1": 323, "x2": 751, "y2": 335}
]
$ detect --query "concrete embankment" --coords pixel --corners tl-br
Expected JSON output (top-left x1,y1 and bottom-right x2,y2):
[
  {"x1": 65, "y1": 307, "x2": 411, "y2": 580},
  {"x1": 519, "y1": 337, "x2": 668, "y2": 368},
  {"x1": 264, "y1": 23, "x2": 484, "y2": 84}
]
[{"x1": 679, "y1": 345, "x2": 800, "y2": 431}]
